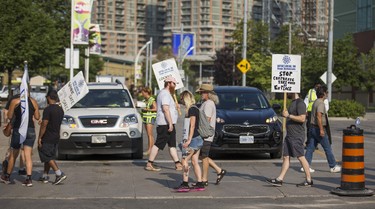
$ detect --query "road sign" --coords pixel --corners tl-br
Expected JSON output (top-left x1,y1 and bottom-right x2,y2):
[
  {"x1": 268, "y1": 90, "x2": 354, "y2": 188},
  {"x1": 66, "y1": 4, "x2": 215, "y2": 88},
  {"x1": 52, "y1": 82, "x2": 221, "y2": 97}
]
[
  {"x1": 320, "y1": 71, "x2": 337, "y2": 84},
  {"x1": 237, "y1": 59, "x2": 251, "y2": 73}
]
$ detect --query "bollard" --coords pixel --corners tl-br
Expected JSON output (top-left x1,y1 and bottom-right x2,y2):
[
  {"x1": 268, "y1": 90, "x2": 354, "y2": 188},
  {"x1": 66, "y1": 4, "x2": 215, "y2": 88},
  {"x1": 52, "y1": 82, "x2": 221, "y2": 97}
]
[{"x1": 331, "y1": 125, "x2": 373, "y2": 196}]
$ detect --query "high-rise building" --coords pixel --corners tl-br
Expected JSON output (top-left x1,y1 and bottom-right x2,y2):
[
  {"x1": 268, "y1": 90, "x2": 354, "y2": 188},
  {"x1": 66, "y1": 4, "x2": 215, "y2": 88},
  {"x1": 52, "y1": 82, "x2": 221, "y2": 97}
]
[
  {"x1": 163, "y1": 0, "x2": 250, "y2": 56},
  {"x1": 91, "y1": 0, "x2": 165, "y2": 58},
  {"x1": 334, "y1": 0, "x2": 375, "y2": 39},
  {"x1": 301, "y1": 0, "x2": 330, "y2": 42}
]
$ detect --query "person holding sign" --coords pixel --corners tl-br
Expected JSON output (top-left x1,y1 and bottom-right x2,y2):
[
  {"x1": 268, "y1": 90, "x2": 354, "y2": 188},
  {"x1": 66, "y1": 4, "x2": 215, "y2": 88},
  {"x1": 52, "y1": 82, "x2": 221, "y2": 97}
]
[
  {"x1": 145, "y1": 77, "x2": 183, "y2": 171},
  {"x1": 266, "y1": 92, "x2": 313, "y2": 187}
]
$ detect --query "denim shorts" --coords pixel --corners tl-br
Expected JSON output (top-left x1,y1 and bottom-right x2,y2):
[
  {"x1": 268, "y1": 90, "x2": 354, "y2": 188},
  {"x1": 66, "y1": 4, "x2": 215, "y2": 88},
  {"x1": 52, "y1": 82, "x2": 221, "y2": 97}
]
[
  {"x1": 10, "y1": 128, "x2": 36, "y2": 149},
  {"x1": 179, "y1": 135, "x2": 203, "y2": 158}
]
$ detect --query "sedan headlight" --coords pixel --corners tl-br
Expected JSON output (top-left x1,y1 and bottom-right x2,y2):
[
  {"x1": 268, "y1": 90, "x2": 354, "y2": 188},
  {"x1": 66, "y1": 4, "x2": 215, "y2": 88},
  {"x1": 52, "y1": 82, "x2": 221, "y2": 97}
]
[
  {"x1": 266, "y1": 116, "x2": 278, "y2": 123},
  {"x1": 62, "y1": 115, "x2": 77, "y2": 128},
  {"x1": 120, "y1": 114, "x2": 138, "y2": 127}
]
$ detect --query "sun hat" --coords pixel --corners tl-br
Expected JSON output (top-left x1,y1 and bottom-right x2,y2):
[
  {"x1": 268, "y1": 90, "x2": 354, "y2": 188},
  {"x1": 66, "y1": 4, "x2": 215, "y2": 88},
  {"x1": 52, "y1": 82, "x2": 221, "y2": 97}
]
[{"x1": 196, "y1": 84, "x2": 214, "y2": 93}]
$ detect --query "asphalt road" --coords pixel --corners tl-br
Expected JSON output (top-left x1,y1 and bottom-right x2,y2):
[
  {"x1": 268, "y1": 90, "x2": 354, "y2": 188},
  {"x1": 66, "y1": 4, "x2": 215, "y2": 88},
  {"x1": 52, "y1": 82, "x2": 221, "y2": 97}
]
[{"x1": 0, "y1": 113, "x2": 374, "y2": 209}]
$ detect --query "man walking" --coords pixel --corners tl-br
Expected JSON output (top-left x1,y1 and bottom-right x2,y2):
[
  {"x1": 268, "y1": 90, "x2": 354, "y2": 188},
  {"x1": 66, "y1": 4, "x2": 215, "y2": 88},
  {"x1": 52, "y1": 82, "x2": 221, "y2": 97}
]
[
  {"x1": 145, "y1": 76, "x2": 182, "y2": 171},
  {"x1": 305, "y1": 86, "x2": 341, "y2": 173},
  {"x1": 266, "y1": 92, "x2": 313, "y2": 187},
  {"x1": 37, "y1": 89, "x2": 66, "y2": 185}
]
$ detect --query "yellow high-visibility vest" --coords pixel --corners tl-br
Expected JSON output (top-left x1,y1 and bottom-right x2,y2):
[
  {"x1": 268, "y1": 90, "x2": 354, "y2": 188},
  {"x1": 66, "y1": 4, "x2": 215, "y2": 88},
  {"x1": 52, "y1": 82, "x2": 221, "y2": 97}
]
[
  {"x1": 307, "y1": 89, "x2": 317, "y2": 112},
  {"x1": 142, "y1": 96, "x2": 157, "y2": 123}
]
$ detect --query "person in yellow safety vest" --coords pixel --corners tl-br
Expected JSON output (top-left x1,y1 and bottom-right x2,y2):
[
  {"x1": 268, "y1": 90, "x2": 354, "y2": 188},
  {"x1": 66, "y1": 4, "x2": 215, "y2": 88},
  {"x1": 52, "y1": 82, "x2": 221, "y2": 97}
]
[
  {"x1": 304, "y1": 82, "x2": 321, "y2": 146},
  {"x1": 141, "y1": 87, "x2": 157, "y2": 156}
]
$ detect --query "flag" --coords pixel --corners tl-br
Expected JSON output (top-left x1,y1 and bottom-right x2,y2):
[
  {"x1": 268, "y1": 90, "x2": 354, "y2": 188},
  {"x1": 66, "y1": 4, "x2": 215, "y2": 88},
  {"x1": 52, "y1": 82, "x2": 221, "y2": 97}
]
[
  {"x1": 19, "y1": 62, "x2": 29, "y2": 144},
  {"x1": 72, "y1": 0, "x2": 92, "y2": 45}
]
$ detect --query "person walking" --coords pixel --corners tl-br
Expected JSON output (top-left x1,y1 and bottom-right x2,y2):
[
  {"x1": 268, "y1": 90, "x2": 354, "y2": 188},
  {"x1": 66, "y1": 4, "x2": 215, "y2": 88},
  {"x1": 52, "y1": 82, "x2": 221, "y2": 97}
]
[
  {"x1": 1, "y1": 91, "x2": 27, "y2": 176},
  {"x1": 196, "y1": 84, "x2": 226, "y2": 186},
  {"x1": 145, "y1": 76, "x2": 182, "y2": 171},
  {"x1": 0, "y1": 88, "x2": 40, "y2": 186},
  {"x1": 266, "y1": 92, "x2": 313, "y2": 187},
  {"x1": 174, "y1": 90, "x2": 205, "y2": 192},
  {"x1": 304, "y1": 82, "x2": 321, "y2": 146},
  {"x1": 37, "y1": 90, "x2": 66, "y2": 185},
  {"x1": 304, "y1": 85, "x2": 341, "y2": 173},
  {"x1": 140, "y1": 87, "x2": 157, "y2": 156}
]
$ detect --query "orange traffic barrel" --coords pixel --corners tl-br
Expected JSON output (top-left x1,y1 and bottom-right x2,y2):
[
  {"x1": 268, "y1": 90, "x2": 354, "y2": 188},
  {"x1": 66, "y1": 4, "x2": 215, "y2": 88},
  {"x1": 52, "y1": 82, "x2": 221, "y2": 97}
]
[{"x1": 331, "y1": 125, "x2": 373, "y2": 196}]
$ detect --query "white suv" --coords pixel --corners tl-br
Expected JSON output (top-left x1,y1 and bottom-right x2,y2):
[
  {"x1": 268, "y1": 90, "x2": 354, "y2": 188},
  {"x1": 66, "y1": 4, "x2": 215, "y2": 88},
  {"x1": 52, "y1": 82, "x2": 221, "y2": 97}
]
[{"x1": 58, "y1": 82, "x2": 143, "y2": 159}]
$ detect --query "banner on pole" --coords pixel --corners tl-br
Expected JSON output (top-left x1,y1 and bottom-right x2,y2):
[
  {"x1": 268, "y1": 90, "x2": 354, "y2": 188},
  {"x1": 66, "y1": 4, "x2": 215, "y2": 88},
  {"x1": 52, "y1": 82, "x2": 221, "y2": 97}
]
[
  {"x1": 271, "y1": 54, "x2": 301, "y2": 93},
  {"x1": 58, "y1": 71, "x2": 89, "y2": 112},
  {"x1": 152, "y1": 58, "x2": 184, "y2": 90},
  {"x1": 89, "y1": 24, "x2": 102, "y2": 54},
  {"x1": 72, "y1": 0, "x2": 92, "y2": 45}
]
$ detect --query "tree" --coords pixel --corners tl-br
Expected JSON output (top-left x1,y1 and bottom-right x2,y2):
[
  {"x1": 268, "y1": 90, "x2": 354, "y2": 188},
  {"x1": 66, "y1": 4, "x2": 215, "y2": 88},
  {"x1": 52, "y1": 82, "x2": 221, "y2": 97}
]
[
  {"x1": 333, "y1": 34, "x2": 361, "y2": 98},
  {"x1": 359, "y1": 47, "x2": 375, "y2": 104},
  {"x1": 214, "y1": 46, "x2": 241, "y2": 86},
  {"x1": 0, "y1": 0, "x2": 69, "y2": 87}
]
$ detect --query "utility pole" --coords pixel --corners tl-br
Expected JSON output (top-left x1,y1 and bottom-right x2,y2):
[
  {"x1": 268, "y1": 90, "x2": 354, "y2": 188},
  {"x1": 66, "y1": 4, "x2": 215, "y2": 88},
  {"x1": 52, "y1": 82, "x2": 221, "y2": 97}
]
[
  {"x1": 242, "y1": 0, "x2": 248, "y2": 86},
  {"x1": 327, "y1": 0, "x2": 334, "y2": 101}
]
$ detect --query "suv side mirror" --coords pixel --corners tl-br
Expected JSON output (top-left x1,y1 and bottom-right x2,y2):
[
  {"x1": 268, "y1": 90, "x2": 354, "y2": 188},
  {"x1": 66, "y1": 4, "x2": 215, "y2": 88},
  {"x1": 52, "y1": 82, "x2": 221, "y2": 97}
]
[{"x1": 272, "y1": 103, "x2": 281, "y2": 110}]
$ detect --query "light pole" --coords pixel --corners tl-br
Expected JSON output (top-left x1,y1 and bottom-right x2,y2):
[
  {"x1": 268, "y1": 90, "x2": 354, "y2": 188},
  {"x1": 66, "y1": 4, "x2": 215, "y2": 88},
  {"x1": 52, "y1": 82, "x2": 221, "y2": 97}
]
[{"x1": 134, "y1": 41, "x2": 151, "y2": 87}]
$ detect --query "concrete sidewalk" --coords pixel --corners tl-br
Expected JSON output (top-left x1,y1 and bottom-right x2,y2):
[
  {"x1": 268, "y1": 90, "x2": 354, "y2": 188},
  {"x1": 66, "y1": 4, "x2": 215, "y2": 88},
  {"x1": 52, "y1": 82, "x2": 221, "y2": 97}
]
[{"x1": 0, "y1": 160, "x2": 374, "y2": 200}]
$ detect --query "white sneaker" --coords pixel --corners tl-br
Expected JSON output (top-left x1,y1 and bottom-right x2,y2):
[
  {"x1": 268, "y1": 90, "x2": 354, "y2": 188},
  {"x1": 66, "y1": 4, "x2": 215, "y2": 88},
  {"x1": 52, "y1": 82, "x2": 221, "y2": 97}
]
[
  {"x1": 330, "y1": 165, "x2": 341, "y2": 173},
  {"x1": 300, "y1": 167, "x2": 315, "y2": 173}
]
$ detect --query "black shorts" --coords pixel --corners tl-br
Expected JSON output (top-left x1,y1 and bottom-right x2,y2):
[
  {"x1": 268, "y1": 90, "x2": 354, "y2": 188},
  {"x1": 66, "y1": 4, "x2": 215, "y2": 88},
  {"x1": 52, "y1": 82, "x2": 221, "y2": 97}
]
[
  {"x1": 38, "y1": 143, "x2": 58, "y2": 163},
  {"x1": 154, "y1": 125, "x2": 176, "y2": 150},
  {"x1": 200, "y1": 141, "x2": 211, "y2": 158},
  {"x1": 283, "y1": 136, "x2": 305, "y2": 158}
]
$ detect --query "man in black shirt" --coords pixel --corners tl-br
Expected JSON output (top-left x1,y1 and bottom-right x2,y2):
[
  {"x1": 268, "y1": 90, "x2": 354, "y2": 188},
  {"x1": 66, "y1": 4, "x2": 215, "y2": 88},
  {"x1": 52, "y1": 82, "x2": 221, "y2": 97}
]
[
  {"x1": 265, "y1": 93, "x2": 313, "y2": 187},
  {"x1": 37, "y1": 89, "x2": 66, "y2": 185}
]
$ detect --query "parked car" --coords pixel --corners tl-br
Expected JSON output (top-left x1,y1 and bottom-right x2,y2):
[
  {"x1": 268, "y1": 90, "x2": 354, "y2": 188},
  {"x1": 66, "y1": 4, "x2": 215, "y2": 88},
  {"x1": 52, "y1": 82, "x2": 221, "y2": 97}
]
[
  {"x1": 58, "y1": 82, "x2": 143, "y2": 159},
  {"x1": 210, "y1": 86, "x2": 283, "y2": 158}
]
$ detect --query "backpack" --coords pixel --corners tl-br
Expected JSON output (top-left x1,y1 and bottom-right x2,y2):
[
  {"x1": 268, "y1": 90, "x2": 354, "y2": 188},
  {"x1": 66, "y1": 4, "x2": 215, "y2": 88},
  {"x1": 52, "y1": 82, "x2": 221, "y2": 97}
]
[{"x1": 192, "y1": 105, "x2": 215, "y2": 138}]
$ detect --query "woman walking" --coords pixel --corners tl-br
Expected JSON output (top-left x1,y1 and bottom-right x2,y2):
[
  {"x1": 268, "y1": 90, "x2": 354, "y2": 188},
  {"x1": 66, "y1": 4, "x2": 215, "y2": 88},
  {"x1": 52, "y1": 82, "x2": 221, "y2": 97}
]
[
  {"x1": 175, "y1": 90, "x2": 205, "y2": 192},
  {"x1": 141, "y1": 87, "x2": 157, "y2": 156}
]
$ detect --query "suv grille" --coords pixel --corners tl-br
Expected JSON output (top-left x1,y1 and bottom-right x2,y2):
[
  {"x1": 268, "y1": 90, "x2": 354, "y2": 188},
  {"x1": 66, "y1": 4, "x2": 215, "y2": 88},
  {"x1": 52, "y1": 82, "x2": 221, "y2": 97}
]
[
  {"x1": 223, "y1": 124, "x2": 269, "y2": 135},
  {"x1": 79, "y1": 116, "x2": 119, "y2": 128}
]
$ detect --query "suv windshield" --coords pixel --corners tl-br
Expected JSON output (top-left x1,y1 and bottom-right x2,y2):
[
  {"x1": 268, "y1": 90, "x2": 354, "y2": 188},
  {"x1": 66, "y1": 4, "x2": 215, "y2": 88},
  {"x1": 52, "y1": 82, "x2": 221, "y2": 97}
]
[
  {"x1": 216, "y1": 92, "x2": 269, "y2": 110},
  {"x1": 73, "y1": 89, "x2": 133, "y2": 108}
]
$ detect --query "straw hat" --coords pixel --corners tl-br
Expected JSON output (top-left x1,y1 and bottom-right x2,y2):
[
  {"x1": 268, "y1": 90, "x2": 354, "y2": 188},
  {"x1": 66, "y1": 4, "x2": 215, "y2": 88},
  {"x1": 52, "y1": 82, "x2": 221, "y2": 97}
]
[{"x1": 196, "y1": 84, "x2": 214, "y2": 93}]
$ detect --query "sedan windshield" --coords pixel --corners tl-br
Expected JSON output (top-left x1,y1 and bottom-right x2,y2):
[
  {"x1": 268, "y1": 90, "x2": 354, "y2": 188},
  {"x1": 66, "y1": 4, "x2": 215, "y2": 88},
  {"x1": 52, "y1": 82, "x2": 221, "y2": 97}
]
[
  {"x1": 216, "y1": 92, "x2": 269, "y2": 110},
  {"x1": 73, "y1": 89, "x2": 133, "y2": 108}
]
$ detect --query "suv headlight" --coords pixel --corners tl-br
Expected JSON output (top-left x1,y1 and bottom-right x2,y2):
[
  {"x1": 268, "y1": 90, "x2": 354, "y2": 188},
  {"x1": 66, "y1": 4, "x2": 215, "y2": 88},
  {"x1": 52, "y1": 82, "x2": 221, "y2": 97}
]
[
  {"x1": 266, "y1": 116, "x2": 278, "y2": 123},
  {"x1": 62, "y1": 115, "x2": 77, "y2": 128},
  {"x1": 120, "y1": 114, "x2": 138, "y2": 127},
  {"x1": 216, "y1": 117, "x2": 225, "y2": 124}
]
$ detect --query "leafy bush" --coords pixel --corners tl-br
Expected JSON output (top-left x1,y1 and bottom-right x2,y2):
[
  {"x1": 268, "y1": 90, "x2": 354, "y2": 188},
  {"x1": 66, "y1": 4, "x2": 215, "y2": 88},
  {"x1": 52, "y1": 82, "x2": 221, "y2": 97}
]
[
  {"x1": 269, "y1": 99, "x2": 365, "y2": 118},
  {"x1": 328, "y1": 99, "x2": 365, "y2": 118}
]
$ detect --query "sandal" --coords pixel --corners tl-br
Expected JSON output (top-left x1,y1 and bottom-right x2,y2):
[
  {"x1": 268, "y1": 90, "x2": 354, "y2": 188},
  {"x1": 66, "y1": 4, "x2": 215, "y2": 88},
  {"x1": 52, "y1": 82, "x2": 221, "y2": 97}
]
[
  {"x1": 215, "y1": 169, "x2": 227, "y2": 185},
  {"x1": 175, "y1": 161, "x2": 183, "y2": 171},
  {"x1": 191, "y1": 181, "x2": 208, "y2": 187},
  {"x1": 145, "y1": 161, "x2": 161, "y2": 172}
]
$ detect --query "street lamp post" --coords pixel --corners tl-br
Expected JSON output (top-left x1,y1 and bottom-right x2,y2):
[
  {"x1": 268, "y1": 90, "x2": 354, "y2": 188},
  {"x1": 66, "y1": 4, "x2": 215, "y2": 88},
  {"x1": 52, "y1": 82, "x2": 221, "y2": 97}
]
[{"x1": 134, "y1": 41, "x2": 151, "y2": 87}]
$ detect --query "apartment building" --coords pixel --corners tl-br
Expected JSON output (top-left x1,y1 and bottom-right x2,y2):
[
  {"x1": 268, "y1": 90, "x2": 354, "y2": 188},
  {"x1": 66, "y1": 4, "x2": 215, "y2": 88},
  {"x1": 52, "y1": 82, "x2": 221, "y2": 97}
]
[{"x1": 91, "y1": 0, "x2": 165, "y2": 58}]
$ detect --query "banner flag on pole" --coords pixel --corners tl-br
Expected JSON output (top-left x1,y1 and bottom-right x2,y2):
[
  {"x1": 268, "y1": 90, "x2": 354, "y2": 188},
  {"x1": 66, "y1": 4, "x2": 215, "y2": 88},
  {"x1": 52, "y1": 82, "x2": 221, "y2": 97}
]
[
  {"x1": 72, "y1": 0, "x2": 92, "y2": 45},
  {"x1": 19, "y1": 61, "x2": 29, "y2": 144},
  {"x1": 89, "y1": 24, "x2": 102, "y2": 54}
]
